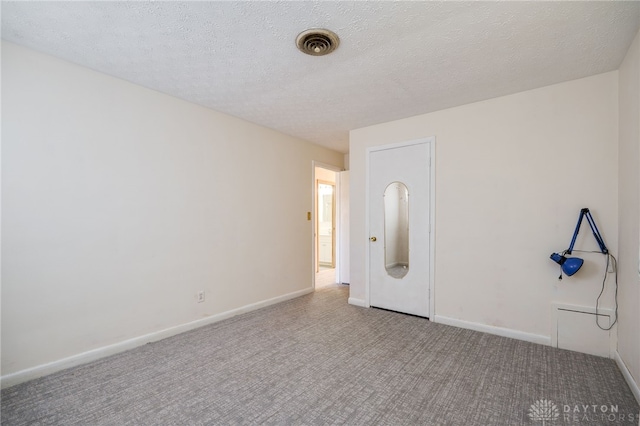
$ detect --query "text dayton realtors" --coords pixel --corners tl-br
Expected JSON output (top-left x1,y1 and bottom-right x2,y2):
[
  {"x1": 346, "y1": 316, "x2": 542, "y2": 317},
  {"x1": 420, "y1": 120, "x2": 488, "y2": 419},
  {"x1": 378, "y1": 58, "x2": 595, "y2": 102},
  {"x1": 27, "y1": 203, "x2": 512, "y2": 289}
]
[{"x1": 562, "y1": 404, "x2": 638, "y2": 423}]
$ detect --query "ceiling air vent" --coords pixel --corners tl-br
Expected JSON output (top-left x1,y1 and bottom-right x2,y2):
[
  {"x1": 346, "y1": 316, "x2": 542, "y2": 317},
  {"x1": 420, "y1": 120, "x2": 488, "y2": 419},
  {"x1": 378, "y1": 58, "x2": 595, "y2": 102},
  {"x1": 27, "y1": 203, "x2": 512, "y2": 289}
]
[{"x1": 296, "y1": 29, "x2": 339, "y2": 56}]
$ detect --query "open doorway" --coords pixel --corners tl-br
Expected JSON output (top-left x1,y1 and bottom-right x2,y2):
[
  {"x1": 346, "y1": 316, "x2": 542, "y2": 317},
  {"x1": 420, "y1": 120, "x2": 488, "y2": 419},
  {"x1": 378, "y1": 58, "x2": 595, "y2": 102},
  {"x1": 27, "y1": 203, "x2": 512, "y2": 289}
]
[
  {"x1": 314, "y1": 165, "x2": 339, "y2": 289},
  {"x1": 317, "y1": 181, "x2": 335, "y2": 269}
]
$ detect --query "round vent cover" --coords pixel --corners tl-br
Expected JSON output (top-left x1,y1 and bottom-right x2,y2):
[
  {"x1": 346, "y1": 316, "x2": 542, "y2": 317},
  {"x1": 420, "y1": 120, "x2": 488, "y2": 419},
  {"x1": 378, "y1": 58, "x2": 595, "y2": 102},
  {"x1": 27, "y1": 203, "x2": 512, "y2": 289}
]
[{"x1": 296, "y1": 28, "x2": 340, "y2": 56}]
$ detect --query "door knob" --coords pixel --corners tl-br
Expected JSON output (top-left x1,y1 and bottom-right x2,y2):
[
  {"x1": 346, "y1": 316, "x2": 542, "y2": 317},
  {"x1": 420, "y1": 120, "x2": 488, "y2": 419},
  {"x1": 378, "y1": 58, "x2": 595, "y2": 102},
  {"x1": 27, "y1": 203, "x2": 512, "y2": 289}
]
[{"x1": 370, "y1": 236, "x2": 377, "y2": 242}]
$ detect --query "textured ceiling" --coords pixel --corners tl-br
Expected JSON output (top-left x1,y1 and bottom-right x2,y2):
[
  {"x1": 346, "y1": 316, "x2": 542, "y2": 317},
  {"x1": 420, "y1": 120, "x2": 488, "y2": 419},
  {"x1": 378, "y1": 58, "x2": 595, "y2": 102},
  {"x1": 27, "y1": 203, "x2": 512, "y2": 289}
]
[{"x1": 2, "y1": 1, "x2": 639, "y2": 153}]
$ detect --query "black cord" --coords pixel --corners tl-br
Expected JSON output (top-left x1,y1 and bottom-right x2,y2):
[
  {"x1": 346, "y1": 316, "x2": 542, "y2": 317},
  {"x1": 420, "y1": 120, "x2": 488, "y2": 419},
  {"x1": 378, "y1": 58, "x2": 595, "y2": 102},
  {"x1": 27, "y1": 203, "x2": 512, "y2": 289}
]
[
  {"x1": 595, "y1": 253, "x2": 617, "y2": 330},
  {"x1": 566, "y1": 250, "x2": 618, "y2": 331}
]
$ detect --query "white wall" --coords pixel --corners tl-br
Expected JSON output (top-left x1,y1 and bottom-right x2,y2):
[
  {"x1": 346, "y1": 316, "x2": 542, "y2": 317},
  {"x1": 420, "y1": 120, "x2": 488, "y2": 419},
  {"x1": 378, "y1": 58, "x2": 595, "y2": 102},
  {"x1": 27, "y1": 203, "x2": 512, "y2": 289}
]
[
  {"x1": 618, "y1": 29, "x2": 640, "y2": 392},
  {"x1": 1, "y1": 42, "x2": 343, "y2": 378},
  {"x1": 350, "y1": 72, "x2": 619, "y2": 341}
]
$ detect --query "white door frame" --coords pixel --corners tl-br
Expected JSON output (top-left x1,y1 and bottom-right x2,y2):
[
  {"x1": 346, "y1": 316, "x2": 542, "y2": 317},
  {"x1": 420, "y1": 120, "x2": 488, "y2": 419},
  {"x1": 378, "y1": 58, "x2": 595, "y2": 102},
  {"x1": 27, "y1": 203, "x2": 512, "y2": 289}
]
[
  {"x1": 365, "y1": 137, "x2": 436, "y2": 318},
  {"x1": 312, "y1": 161, "x2": 342, "y2": 289}
]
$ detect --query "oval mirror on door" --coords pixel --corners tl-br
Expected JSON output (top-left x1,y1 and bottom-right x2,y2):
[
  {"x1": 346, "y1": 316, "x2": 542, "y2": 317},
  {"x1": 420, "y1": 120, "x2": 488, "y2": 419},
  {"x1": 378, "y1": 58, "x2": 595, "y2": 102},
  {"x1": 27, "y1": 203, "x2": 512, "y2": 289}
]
[{"x1": 384, "y1": 182, "x2": 409, "y2": 279}]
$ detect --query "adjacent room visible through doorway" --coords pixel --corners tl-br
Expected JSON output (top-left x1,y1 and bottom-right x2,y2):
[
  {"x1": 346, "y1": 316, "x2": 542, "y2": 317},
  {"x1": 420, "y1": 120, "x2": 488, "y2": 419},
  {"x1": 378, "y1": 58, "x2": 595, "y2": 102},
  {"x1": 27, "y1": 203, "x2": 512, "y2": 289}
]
[{"x1": 314, "y1": 165, "x2": 339, "y2": 289}]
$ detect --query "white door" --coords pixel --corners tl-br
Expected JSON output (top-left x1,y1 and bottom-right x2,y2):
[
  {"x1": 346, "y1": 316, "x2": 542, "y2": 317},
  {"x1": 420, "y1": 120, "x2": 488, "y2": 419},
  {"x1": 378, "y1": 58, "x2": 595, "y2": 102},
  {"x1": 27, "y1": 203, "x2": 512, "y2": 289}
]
[{"x1": 369, "y1": 141, "x2": 431, "y2": 317}]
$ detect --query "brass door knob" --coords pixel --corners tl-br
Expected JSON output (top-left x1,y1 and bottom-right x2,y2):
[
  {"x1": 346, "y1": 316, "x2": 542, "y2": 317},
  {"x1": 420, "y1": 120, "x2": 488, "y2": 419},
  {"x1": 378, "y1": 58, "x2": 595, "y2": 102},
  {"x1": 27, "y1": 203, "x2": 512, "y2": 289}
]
[{"x1": 370, "y1": 236, "x2": 377, "y2": 242}]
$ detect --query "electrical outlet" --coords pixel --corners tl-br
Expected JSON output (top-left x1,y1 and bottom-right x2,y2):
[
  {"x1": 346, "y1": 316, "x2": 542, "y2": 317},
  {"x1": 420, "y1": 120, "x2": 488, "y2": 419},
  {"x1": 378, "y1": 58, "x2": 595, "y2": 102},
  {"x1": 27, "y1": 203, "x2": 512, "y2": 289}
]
[{"x1": 197, "y1": 290, "x2": 205, "y2": 303}]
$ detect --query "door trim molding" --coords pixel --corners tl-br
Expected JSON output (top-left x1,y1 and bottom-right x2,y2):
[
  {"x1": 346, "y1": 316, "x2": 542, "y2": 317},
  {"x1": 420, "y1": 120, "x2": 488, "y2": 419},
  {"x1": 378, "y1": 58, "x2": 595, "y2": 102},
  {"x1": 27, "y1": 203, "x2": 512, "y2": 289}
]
[
  {"x1": 428, "y1": 138, "x2": 436, "y2": 318},
  {"x1": 348, "y1": 297, "x2": 367, "y2": 308},
  {"x1": 365, "y1": 137, "x2": 436, "y2": 317}
]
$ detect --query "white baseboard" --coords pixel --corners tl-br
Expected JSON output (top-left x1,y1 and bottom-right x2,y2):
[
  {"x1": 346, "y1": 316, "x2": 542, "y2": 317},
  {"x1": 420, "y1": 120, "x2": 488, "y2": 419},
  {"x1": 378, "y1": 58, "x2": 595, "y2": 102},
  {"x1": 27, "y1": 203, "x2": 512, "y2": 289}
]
[
  {"x1": 348, "y1": 297, "x2": 367, "y2": 308},
  {"x1": 1, "y1": 287, "x2": 313, "y2": 389},
  {"x1": 615, "y1": 351, "x2": 640, "y2": 405},
  {"x1": 433, "y1": 315, "x2": 551, "y2": 346}
]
